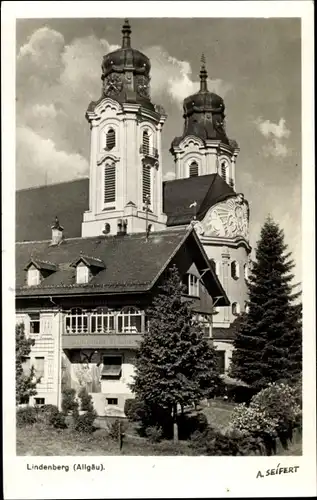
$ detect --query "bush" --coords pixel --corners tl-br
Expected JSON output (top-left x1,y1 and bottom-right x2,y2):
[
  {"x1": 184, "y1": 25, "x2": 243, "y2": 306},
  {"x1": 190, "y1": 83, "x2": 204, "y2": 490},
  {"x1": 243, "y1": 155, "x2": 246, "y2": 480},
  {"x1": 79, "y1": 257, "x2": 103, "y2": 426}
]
[
  {"x1": 177, "y1": 412, "x2": 208, "y2": 440},
  {"x1": 61, "y1": 388, "x2": 79, "y2": 415},
  {"x1": 124, "y1": 398, "x2": 137, "y2": 420},
  {"x1": 108, "y1": 419, "x2": 126, "y2": 441},
  {"x1": 16, "y1": 406, "x2": 38, "y2": 427},
  {"x1": 50, "y1": 411, "x2": 67, "y2": 429},
  {"x1": 190, "y1": 427, "x2": 264, "y2": 456},
  {"x1": 73, "y1": 412, "x2": 96, "y2": 434},
  {"x1": 78, "y1": 387, "x2": 94, "y2": 412},
  {"x1": 124, "y1": 397, "x2": 172, "y2": 438},
  {"x1": 229, "y1": 402, "x2": 278, "y2": 439},
  {"x1": 145, "y1": 426, "x2": 163, "y2": 443},
  {"x1": 251, "y1": 382, "x2": 302, "y2": 438},
  {"x1": 37, "y1": 404, "x2": 59, "y2": 425}
]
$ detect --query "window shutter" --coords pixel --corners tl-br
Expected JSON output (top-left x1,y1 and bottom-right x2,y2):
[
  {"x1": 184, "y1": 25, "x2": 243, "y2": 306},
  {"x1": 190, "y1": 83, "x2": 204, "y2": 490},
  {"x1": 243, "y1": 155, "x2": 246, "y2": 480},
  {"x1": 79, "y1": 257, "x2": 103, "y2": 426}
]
[
  {"x1": 106, "y1": 128, "x2": 116, "y2": 151},
  {"x1": 142, "y1": 164, "x2": 151, "y2": 204},
  {"x1": 189, "y1": 161, "x2": 199, "y2": 177},
  {"x1": 104, "y1": 163, "x2": 116, "y2": 203}
]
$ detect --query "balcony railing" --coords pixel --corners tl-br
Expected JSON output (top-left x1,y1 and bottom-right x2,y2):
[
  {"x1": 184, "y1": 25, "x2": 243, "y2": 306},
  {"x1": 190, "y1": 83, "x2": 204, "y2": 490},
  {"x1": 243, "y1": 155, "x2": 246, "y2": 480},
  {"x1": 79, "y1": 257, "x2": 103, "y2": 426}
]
[{"x1": 139, "y1": 145, "x2": 159, "y2": 159}]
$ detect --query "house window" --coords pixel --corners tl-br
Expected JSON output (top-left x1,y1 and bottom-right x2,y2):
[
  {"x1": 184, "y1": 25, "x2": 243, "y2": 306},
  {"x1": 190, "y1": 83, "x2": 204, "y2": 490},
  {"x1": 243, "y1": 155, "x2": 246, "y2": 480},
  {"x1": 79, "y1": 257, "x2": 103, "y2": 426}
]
[
  {"x1": 106, "y1": 398, "x2": 118, "y2": 405},
  {"x1": 210, "y1": 259, "x2": 220, "y2": 276},
  {"x1": 29, "y1": 313, "x2": 40, "y2": 334},
  {"x1": 188, "y1": 274, "x2": 199, "y2": 297},
  {"x1": 231, "y1": 261, "x2": 240, "y2": 280},
  {"x1": 142, "y1": 130, "x2": 150, "y2": 155},
  {"x1": 244, "y1": 301, "x2": 250, "y2": 314},
  {"x1": 198, "y1": 315, "x2": 211, "y2": 338},
  {"x1": 189, "y1": 161, "x2": 199, "y2": 177},
  {"x1": 34, "y1": 357, "x2": 45, "y2": 380},
  {"x1": 117, "y1": 307, "x2": 142, "y2": 333},
  {"x1": 91, "y1": 307, "x2": 115, "y2": 333},
  {"x1": 22, "y1": 357, "x2": 31, "y2": 376},
  {"x1": 27, "y1": 267, "x2": 40, "y2": 286},
  {"x1": 104, "y1": 162, "x2": 116, "y2": 204},
  {"x1": 105, "y1": 128, "x2": 116, "y2": 151},
  {"x1": 65, "y1": 308, "x2": 89, "y2": 334},
  {"x1": 101, "y1": 356, "x2": 122, "y2": 379},
  {"x1": 34, "y1": 398, "x2": 45, "y2": 406},
  {"x1": 76, "y1": 263, "x2": 89, "y2": 284},
  {"x1": 232, "y1": 302, "x2": 241, "y2": 316},
  {"x1": 215, "y1": 350, "x2": 225, "y2": 374},
  {"x1": 142, "y1": 164, "x2": 151, "y2": 205}
]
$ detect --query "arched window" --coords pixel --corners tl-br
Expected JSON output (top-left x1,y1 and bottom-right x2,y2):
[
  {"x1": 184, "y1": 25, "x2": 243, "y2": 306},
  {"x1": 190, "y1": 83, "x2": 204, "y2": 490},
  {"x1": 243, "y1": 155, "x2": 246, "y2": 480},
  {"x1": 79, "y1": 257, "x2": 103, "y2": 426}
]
[
  {"x1": 210, "y1": 259, "x2": 220, "y2": 276},
  {"x1": 105, "y1": 128, "x2": 116, "y2": 151},
  {"x1": 104, "y1": 162, "x2": 116, "y2": 204},
  {"x1": 142, "y1": 130, "x2": 150, "y2": 156},
  {"x1": 189, "y1": 161, "x2": 199, "y2": 177},
  {"x1": 232, "y1": 302, "x2": 241, "y2": 316},
  {"x1": 117, "y1": 307, "x2": 143, "y2": 333},
  {"x1": 231, "y1": 261, "x2": 240, "y2": 280},
  {"x1": 65, "y1": 308, "x2": 88, "y2": 334},
  {"x1": 91, "y1": 307, "x2": 115, "y2": 333},
  {"x1": 142, "y1": 164, "x2": 151, "y2": 205},
  {"x1": 220, "y1": 160, "x2": 227, "y2": 182},
  {"x1": 244, "y1": 263, "x2": 249, "y2": 281}
]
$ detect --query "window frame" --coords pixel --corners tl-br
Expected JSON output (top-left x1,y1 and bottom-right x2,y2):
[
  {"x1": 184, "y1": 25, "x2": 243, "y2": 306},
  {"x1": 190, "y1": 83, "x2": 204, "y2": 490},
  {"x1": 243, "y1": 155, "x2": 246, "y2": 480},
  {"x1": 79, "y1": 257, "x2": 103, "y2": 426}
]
[
  {"x1": 103, "y1": 161, "x2": 116, "y2": 207},
  {"x1": 27, "y1": 267, "x2": 40, "y2": 287},
  {"x1": 188, "y1": 273, "x2": 200, "y2": 297},
  {"x1": 105, "y1": 128, "x2": 116, "y2": 151},
  {"x1": 34, "y1": 356, "x2": 45, "y2": 381},
  {"x1": 29, "y1": 312, "x2": 40, "y2": 334},
  {"x1": 65, "y1": 308, "x2": 89, "y2": 334},
  {"x1": 189, "y1": 160, "x2": 199, "y2": 177},
  {"x1": 117, "y1": 307, "x2": 143, "y2": 333},
  {"x1": 232, "y1": 302, "x2": 241, "y2": 316},
  {"x1": 76, "y1": 263, "x2": 90, "y2": 284},
  {"x1": 91, "y1": 307, "x2": 115, "y2": 334},
  {"x1": 101, "y1": 355, "x2": 122, "y2": 380},
  {"x1": 231, "y1": 260, "x2": 240, "y2": 280},
  {"x1": 142, "y1": 163, "x2": 152, "y2": 206}
]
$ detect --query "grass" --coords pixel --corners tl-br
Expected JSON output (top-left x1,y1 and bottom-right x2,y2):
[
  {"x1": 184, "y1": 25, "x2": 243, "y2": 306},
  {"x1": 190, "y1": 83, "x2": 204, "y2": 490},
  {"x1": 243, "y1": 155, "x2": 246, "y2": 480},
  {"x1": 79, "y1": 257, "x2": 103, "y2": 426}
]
[{"x1": 202, "y1": 399, "x2": 236, "y2": 431}]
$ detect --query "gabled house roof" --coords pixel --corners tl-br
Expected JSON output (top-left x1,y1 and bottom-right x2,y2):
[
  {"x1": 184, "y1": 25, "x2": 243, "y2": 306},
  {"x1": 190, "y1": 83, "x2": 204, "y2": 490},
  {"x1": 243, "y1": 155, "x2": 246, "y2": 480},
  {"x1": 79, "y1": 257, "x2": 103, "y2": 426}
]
[
  {"x1": 163, "y1": 173, "x2": 235, "y2": 226},
  {"x1": 16, "y1": 227, "x2": 229, "y2": 305},
  {"x1": 24, "y1": 258, "x2": 57, "y2": 272},
  {"x1": 70, "y1": 255, "x2": 106, "y2": 269}
]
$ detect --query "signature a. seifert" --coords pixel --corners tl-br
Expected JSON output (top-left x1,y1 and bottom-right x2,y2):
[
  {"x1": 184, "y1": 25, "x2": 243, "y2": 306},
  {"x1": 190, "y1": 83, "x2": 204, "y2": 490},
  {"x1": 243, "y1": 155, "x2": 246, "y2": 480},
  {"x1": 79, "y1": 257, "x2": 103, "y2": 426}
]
[{"x1": 256, "y1": 463, "x2": 300, "y2": 478}]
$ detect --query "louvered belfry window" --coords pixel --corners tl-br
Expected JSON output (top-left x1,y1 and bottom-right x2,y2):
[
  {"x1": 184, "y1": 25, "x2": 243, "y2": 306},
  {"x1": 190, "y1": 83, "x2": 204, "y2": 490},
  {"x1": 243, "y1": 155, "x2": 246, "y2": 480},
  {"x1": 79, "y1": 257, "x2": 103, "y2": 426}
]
[
  {"x1": 106, "y1": 128, "x2": 116, "y2": 151},
  {"x1": 143, "y1": 130, "x2": 150, "y2": 155},
  {"x1": 221, "y1": 161, "x2": 227, "y2": 181},
  {"x1": 104, "y1": 162, "x2": 116, "y2": 204},
  {"x1": 189, "y1": 161, "x2": 199, "y2": 177},
  {"x1": 143, "y1": 164, "x2": 151, "y2": 204}
]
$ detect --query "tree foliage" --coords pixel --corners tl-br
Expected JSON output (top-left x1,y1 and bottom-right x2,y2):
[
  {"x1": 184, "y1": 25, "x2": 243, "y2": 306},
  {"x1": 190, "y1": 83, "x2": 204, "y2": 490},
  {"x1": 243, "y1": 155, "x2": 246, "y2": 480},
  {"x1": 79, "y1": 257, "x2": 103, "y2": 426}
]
[
  {"x1": 131, "y1": 265, "x2": 221, "y2": 438},
  {"x1": 230, "y1": 216, "x2": 302, "y2": 389},
  {"x1": 16, "y1": 322, "x2": 37, "y2": 405}
]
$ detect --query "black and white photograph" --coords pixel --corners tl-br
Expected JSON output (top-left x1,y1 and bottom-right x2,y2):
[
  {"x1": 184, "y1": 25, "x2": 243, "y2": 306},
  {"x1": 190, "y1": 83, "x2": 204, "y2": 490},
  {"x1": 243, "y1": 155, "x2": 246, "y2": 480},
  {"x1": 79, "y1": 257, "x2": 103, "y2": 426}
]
[{"x1": 2, "y1": 1, "x2": 316, "y2": 499}]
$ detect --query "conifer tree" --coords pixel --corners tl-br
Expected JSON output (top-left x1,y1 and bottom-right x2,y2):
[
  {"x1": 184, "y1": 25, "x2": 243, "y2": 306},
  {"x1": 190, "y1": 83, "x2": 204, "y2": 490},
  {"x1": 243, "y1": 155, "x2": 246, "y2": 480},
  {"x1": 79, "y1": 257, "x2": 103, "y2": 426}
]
[
  {"x1": 230, "y1": 216, "x2": 302, "y2": 389},
  {"x1": 16, "y1": 323, "x2": 38, "y2": 404},
  {"x1": 132, "y1": 265, "x2": 221, "y2": 441}
]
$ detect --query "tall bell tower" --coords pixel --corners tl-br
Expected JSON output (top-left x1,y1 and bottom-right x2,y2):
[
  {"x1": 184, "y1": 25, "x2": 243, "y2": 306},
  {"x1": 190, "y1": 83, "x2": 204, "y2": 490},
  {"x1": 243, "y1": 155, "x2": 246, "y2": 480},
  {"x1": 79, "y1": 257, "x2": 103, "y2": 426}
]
[{"x1": 82, "y1": 20, "x2": 167, "y2": 237}]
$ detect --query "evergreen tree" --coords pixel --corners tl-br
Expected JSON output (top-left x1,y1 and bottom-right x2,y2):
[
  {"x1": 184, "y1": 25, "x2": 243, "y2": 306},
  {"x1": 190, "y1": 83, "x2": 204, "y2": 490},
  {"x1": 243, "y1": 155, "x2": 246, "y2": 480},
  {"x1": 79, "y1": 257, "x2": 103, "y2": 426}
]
[
  {"x1": 230, "y1": 216, "x2": 302, "y2": 389},
  {"x1": 16, "y1": 322, "x2": 38, "y2": 404},
  {"x1": 131, "y1": 265, "x2": 221, "y2": 441}
]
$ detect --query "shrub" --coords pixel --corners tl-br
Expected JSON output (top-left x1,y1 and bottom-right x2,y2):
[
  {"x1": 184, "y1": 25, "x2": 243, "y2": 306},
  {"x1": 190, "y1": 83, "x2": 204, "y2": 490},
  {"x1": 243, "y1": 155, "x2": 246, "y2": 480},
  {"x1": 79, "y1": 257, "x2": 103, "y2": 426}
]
[
  {"x1": 189, "y1": 427, "x2": 264, "y2": 456},
  {"x1": 251, "y1": 382, "x2": 302, "y2": 438},
  {"x1": 229, "y1": 402, "x2": 278, "y2": 439},
  {"x1": 177, "y1": 412, "x2": 208, "y2": 440},
  {"x1": 16, "y1": 406, "x2": 38, "y2": 427},
  {"x1": 78, "y1": 387, "x2": 94, "y2": 412},
  {"x1": 61, "y1": 388, "x2": 79, "y2": 415},
  {"x1": 73, "y1": 412, "x2": 96, "y2": 434},
  {"x1": 108, "y1": 419, "x2": 127, "y2": 441},
  {"x1": 37, "y1": 404, "x2": 59, "y2": 425},
  {"x1": 124, "y1": 398, "x2": 137, "y2": 420},
  {"x1": 50, "y1": 411, "x2": 67, "y2": 429},
  {"x1": 145, "y1": 426, "x2": 163, "y2": 443}
]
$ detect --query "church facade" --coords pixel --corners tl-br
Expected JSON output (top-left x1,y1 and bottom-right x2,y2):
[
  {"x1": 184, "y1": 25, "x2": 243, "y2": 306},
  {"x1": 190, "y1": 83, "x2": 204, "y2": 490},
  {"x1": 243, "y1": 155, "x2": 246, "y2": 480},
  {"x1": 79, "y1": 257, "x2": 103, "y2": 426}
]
[{"x1": 16, "y1": 20, "x2": 251, "y2": 415}]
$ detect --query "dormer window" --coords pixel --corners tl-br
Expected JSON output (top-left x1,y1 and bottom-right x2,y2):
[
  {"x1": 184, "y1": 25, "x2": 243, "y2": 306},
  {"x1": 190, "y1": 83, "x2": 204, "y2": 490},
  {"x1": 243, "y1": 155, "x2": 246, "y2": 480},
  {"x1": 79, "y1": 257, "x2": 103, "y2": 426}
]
[
  {"x1": 76, "y1": 263, "x2": 89, "y2": 284},
  {"x1": 27, "y1": 266, "x2": 40, "y2": 286},
  {"x1": 25, "y1": 259, "x2": 57, "y2": 287},
  {"x1": 71, "y1": 255, "x2": 106, "y2": 285}
]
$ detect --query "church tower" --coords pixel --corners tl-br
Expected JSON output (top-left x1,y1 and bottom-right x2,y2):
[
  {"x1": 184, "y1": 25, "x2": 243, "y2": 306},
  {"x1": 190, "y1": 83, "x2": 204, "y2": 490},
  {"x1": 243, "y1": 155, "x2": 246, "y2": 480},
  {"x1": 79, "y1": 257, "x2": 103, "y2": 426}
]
[
  {"x1": 169, "y1": 56, "x2": 251, "y2": 355},
  {"x1": 82, "y1": 20, "x2": 167, "y2": 237},
  {"x1": 170, "y1": 55, "x2": 239, "y2": 189}
]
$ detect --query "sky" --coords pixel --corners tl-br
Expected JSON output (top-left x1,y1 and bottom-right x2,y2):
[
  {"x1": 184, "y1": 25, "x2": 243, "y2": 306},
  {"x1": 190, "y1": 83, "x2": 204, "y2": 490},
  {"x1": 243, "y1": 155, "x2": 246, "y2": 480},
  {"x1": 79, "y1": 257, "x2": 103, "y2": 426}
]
[{"x1": 16, "y1": 17, "x2": 302, "y2": 282}]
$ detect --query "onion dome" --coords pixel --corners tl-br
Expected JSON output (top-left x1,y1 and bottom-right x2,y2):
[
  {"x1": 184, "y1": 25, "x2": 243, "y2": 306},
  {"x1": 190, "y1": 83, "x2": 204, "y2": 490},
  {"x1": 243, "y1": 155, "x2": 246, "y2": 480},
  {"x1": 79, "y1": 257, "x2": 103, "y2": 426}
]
[
  {"x1": 171, "y1": 54, "x2": 230, "y2": 148},
  {"x1": 102, "y1": 20, "x2": 151, "y2": 78}
]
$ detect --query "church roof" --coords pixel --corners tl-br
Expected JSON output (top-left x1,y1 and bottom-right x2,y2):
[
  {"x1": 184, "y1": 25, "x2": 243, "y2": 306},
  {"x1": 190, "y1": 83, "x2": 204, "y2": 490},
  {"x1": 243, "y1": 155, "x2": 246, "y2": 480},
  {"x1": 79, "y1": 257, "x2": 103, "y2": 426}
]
[
  {"x1": 16, "y1": 173, "x2": 235, "y2": 241},
  {"x1": 16, "y1": 227, "x2": 229, "y2": 304},
  {"x1": 163, "y1": 173, "x2": 235, "y2": 226}
]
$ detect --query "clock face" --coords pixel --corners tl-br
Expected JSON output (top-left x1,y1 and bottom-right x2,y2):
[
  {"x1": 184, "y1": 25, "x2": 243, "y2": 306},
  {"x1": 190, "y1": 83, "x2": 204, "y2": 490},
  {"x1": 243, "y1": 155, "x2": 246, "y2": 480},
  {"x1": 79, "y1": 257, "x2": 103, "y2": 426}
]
[
  {"x1": 136, "y1": 75, "x2": 150, "y2": 99},
  {"x1": 103, "y1": 74, "x2": 123, "y2": 96}
]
